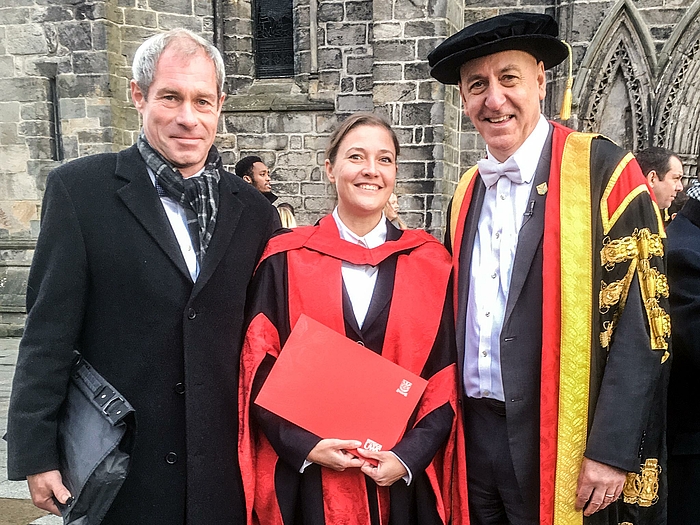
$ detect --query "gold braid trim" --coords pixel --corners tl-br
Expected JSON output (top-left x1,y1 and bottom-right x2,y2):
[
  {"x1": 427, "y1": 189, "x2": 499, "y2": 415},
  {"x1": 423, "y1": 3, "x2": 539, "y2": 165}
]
[
  {"x1": 599, "y1": 151, "x2": 665, "y2": 237},
  {"x1": 554, "y1": 131, "x2": 596, "y2": 524},
  {"x1": 600, "y1": 280, "x2": 625, "y2": 313},
  {"x1": 449, "y1": 165, "x2": 479, "y2": 249},
  {"x1": 622, "y1": 458, "x2": 661, "y2": 507},
  {"x1": 599, "y1": 260, "x2": 637, "y2": 349},
  {"x1": 600, "y1": 260, "x2": 637, "y2": 314},
  {"x1": 599, "y1": 229, "x2": 670, "y2": 353},
  {"x1": 635, "y1": 229, "x2": 671, "y2": 351},
  {"x1": 600, "y1": 230, "x2": 664, "y2": 270}
]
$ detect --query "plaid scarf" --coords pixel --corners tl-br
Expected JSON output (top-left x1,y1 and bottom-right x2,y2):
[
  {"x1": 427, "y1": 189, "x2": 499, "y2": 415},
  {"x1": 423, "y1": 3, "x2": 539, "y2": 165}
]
[
  {"x1": 686, "y1": 178, "x2": 700, "y2": 201},
  {"x1": 137, "y1": 132, "x2": 221, "y2": 264}
]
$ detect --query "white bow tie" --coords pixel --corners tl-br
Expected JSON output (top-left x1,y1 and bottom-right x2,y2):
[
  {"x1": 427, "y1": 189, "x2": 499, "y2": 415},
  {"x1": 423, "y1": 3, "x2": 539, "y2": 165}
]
[{"x1": 477, "y1": 156, "x2": 523, "y2": 187}]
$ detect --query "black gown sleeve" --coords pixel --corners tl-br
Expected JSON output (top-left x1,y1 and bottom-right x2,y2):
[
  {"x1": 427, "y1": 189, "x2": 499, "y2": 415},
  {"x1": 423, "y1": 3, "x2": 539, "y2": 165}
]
[
  {"x1": 245, "y1": 250, "x2": 322, "y2": 471},
  {"x1": 391, "y1": 279, "x2": 457, "y2": 476}
]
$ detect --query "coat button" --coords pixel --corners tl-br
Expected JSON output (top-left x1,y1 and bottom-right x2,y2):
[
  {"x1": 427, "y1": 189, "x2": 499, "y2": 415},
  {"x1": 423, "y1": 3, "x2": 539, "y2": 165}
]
[
  {"x1": 174, "y1": 382, "x2": 185, "y2": 395},
  {"x1": 187, "y1": 308, "x2": 196, "y2": 320},
  {"x1": 165, "y1": 452, "x2": 178, "y2": 464}
]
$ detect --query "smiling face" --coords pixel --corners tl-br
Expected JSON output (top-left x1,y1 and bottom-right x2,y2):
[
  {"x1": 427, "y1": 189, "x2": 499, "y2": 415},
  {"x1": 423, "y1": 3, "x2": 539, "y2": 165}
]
[
  {"x1": 131, "y1": 44, "x2": 225, "y2": 178},
  {"x1": 325, "y1": 124, "x2": 397, "y2": 233},
  {"x1": 459, "y1": 50, "x2": 546, "y2": 162}
]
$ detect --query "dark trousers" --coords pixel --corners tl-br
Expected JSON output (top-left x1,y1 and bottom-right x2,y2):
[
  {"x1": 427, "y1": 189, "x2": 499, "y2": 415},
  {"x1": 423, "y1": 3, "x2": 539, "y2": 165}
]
[{"x1": 463, "y1": 397, "x2": 538, "y2": 525}]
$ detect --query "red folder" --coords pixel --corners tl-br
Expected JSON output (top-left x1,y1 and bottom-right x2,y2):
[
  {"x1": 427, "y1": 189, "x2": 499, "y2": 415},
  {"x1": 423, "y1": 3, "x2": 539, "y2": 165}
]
[{"x1": 254, "y1": 314, "x2": 428, "y2": 453}]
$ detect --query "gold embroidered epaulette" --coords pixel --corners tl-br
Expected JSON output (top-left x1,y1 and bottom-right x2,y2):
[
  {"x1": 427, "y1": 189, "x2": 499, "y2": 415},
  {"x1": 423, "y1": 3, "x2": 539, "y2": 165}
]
[{"x1": 623, "y1": 458, "x2": 660, "y2": 507}]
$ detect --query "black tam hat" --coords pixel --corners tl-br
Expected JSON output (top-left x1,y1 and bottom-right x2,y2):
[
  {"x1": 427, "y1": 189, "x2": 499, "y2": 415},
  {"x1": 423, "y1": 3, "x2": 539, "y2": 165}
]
[{"x1": 428, "y1": 12, "x2": 568, "y2": 85}]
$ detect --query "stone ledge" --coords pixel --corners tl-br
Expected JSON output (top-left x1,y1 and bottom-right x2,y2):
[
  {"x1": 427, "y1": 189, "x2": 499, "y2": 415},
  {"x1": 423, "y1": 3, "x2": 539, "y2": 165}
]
[
  {"x1": 0, "y1": 240, "x2": 36, "y2": 250},
  {"x1": 0, "y1": 307, "x2": 25, "y2": 314},
  {"x1": 223, "y1": 80, "x2": 335, "y2": 113},
  {"x1": 223, "y1": 92, "x2": 335, "y2": 113}
]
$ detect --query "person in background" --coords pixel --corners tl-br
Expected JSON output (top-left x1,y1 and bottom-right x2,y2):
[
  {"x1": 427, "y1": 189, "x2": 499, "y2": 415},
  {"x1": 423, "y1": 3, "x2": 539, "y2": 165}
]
[
  {"x1": 665, "y1": 177, "x2": 700, "y2": 524},
  {"x1": 276, "y1": 201, "x2": 297, "y2": 228},
  {"x1": 239, "y1": 112, "x2": 467, "y2": 524},
  {"x1": 6, "y1": 28, "x2": 279, "y2": 524},
  {"x1": 384, "y1": 192, "x2": 407, "y2": 230},
  {"x1": 636, "y1": 146, "x2": 684, "y2": 214},
  {"x1": 429, "y1": 12, "x2": 670, "y2": 524},
  {"x1": 666, "y1": 189, "x2": 688, "y2": 222},
  {"x1": 235, "y1": 155, "x2": 277, "y2": 203}
]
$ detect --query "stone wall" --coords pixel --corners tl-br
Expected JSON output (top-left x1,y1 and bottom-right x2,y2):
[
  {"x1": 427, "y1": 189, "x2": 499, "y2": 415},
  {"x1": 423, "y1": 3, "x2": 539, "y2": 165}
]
[
  {"x1": 1, "y1": 0, "x2": 699, "y2": 332},
  {"x1": 0, "y1": 0, "x2": 113, "y2": 335},
  {"x1": 0, "y1": 0, "x2": 212, "y2": 334}
]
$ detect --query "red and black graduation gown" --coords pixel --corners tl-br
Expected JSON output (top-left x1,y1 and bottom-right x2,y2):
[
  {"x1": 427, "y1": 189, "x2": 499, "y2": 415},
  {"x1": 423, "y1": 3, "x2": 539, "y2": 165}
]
[
  {"x1": 239, "y1": 216, "x2": 468, "y2": 525},
  {"x1": 446, "y1": 122, "x2": 670, "y2": 525}
]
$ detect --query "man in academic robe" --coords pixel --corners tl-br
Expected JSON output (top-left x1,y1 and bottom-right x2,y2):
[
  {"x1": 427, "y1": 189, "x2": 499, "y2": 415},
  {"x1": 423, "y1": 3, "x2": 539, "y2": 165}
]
[{"x1": 428, "y1": 12, "x2": 670, "y2": 525}]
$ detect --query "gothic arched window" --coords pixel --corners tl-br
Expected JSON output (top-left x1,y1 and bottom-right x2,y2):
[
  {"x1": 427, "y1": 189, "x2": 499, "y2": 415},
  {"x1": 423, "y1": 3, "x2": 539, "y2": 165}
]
[{"x1": 254, "y1": 0, "x2": 294, "y2": 78}]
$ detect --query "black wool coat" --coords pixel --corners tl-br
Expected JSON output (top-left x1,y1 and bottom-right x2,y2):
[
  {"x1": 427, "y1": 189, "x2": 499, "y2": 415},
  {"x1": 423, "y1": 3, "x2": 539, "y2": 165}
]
[
  {"x1": 7, "y1": 144, "x2": 279, "y2": 524},
  {"x1": 667, "y1": 196, "x2": 700, "y2": 452}
]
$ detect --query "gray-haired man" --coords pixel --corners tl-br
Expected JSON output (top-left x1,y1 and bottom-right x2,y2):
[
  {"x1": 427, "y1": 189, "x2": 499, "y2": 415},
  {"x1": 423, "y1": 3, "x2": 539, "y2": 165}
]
[{"x1": 7, "y1": 29, "x2": 278, "y2": 523}]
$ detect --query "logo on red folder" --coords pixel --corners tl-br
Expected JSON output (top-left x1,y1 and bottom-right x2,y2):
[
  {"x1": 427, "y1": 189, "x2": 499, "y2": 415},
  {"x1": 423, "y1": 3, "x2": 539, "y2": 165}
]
[
  {"x1": 396, "y1": 379, "x2": 413, "y2": 397},
  {"x1": 364, "y1": 439, "x2": 382, "y2": 452}
]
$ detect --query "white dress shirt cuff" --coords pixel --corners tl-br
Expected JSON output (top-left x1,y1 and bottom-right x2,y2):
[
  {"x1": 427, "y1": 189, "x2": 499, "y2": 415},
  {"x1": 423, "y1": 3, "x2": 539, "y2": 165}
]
[{"x1": 391, "y1": 451, "x2": 413, "y2": 485}]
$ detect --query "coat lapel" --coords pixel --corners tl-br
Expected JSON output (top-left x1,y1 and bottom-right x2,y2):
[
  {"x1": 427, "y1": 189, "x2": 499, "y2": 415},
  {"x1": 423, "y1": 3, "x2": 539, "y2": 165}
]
[
  {"x1": 342, "y1": 282, "x2": 363, "y2": 339},
  {"x1": 455, "y1": 180, "x2": 486, "y2": 384},
  {"x1": 191, "y1": 173, "x2": 243, "y2": 297},
  {"x1": 361, "y1": 221, "x2": 401, "y2": 333},
  {"x1": 115, "y1": 145, "x2": 191, "y2": 280},
  {"x1": 503, "y1": 128, "x2": 553, "y2": 324}
]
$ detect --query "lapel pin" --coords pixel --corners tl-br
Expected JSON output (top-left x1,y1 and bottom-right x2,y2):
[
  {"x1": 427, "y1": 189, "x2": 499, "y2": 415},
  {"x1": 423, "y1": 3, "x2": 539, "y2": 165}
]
[{"x1": 536, "y1": 182, "x2": 548, "y2": 196}]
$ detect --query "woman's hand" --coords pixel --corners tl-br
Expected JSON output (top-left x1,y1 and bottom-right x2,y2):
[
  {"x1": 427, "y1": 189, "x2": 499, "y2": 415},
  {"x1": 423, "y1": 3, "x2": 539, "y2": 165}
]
[
  {"x1": 307, "y1": 439, "x2": 365, "y2": 471},
  {"x1": 356, "y1": 448, "x2": 408, "y2": 486}
]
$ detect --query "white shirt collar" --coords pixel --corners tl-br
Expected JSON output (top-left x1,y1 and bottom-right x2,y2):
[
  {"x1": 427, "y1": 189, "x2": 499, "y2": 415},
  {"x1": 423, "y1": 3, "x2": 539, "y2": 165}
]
[
  {"x1": 332, "y1": 208, "x2": 387, "y2": 249},
  {"x1": 485, "y1": 114, "x2": 550, "y2": 185}
]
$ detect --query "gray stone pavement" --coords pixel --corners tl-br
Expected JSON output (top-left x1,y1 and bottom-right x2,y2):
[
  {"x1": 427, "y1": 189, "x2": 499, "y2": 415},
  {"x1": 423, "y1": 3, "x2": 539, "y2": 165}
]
[{"x1": 0, "y1": 338, "x2": 61, "y2": 524}]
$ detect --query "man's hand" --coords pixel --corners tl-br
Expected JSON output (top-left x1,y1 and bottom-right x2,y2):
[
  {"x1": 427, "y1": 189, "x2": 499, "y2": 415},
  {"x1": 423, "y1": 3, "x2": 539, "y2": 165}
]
[
  {"x1": 575, "y1": 457, "x2": 627, "y2": 516},
  {"x1": 306, "y1": 439, "x2": 365, "y2": 471},
  {"x1": 27, "y1": 470, "x2": 72, "y2": 516},
  {"x1": 356, "y1": 448, "x2": 408, "y2": 487}
]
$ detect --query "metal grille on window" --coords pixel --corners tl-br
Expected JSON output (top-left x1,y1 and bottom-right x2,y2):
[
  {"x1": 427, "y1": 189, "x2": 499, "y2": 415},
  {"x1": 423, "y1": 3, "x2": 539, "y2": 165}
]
[{"x1": 254, "y1": 0, "x2": 294, "y2": 78}]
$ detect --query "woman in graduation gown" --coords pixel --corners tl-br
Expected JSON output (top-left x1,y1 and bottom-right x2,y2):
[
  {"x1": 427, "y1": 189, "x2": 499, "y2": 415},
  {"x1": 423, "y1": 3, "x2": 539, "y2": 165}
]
[{"x1": 239, "y1": 113, "x2": 467, "y2": 525}]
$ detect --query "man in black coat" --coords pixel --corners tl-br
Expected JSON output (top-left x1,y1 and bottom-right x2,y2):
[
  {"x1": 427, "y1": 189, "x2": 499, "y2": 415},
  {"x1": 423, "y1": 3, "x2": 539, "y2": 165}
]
[
  {"x1": 6, "y1": 28, "x2": 279, "y2": 524},
  {"x1": 235, "y1": 155, "x2": 278, "y2": 204},
  {"x1": 666, "y1": 176, "x2": 700, "y2": 524}
]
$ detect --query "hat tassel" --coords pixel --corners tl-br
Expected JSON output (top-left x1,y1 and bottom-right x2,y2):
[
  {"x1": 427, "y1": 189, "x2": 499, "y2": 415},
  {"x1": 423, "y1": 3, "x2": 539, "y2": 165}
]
[{"x1": 559, "y1": 40, "x2": 573, "y2": 121}]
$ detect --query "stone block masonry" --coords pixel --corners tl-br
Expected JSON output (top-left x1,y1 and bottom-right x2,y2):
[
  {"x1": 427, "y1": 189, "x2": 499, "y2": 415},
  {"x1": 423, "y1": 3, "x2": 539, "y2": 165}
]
[{"x1": 0, "y1": 0, "x2": 697, "y2": 334}]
